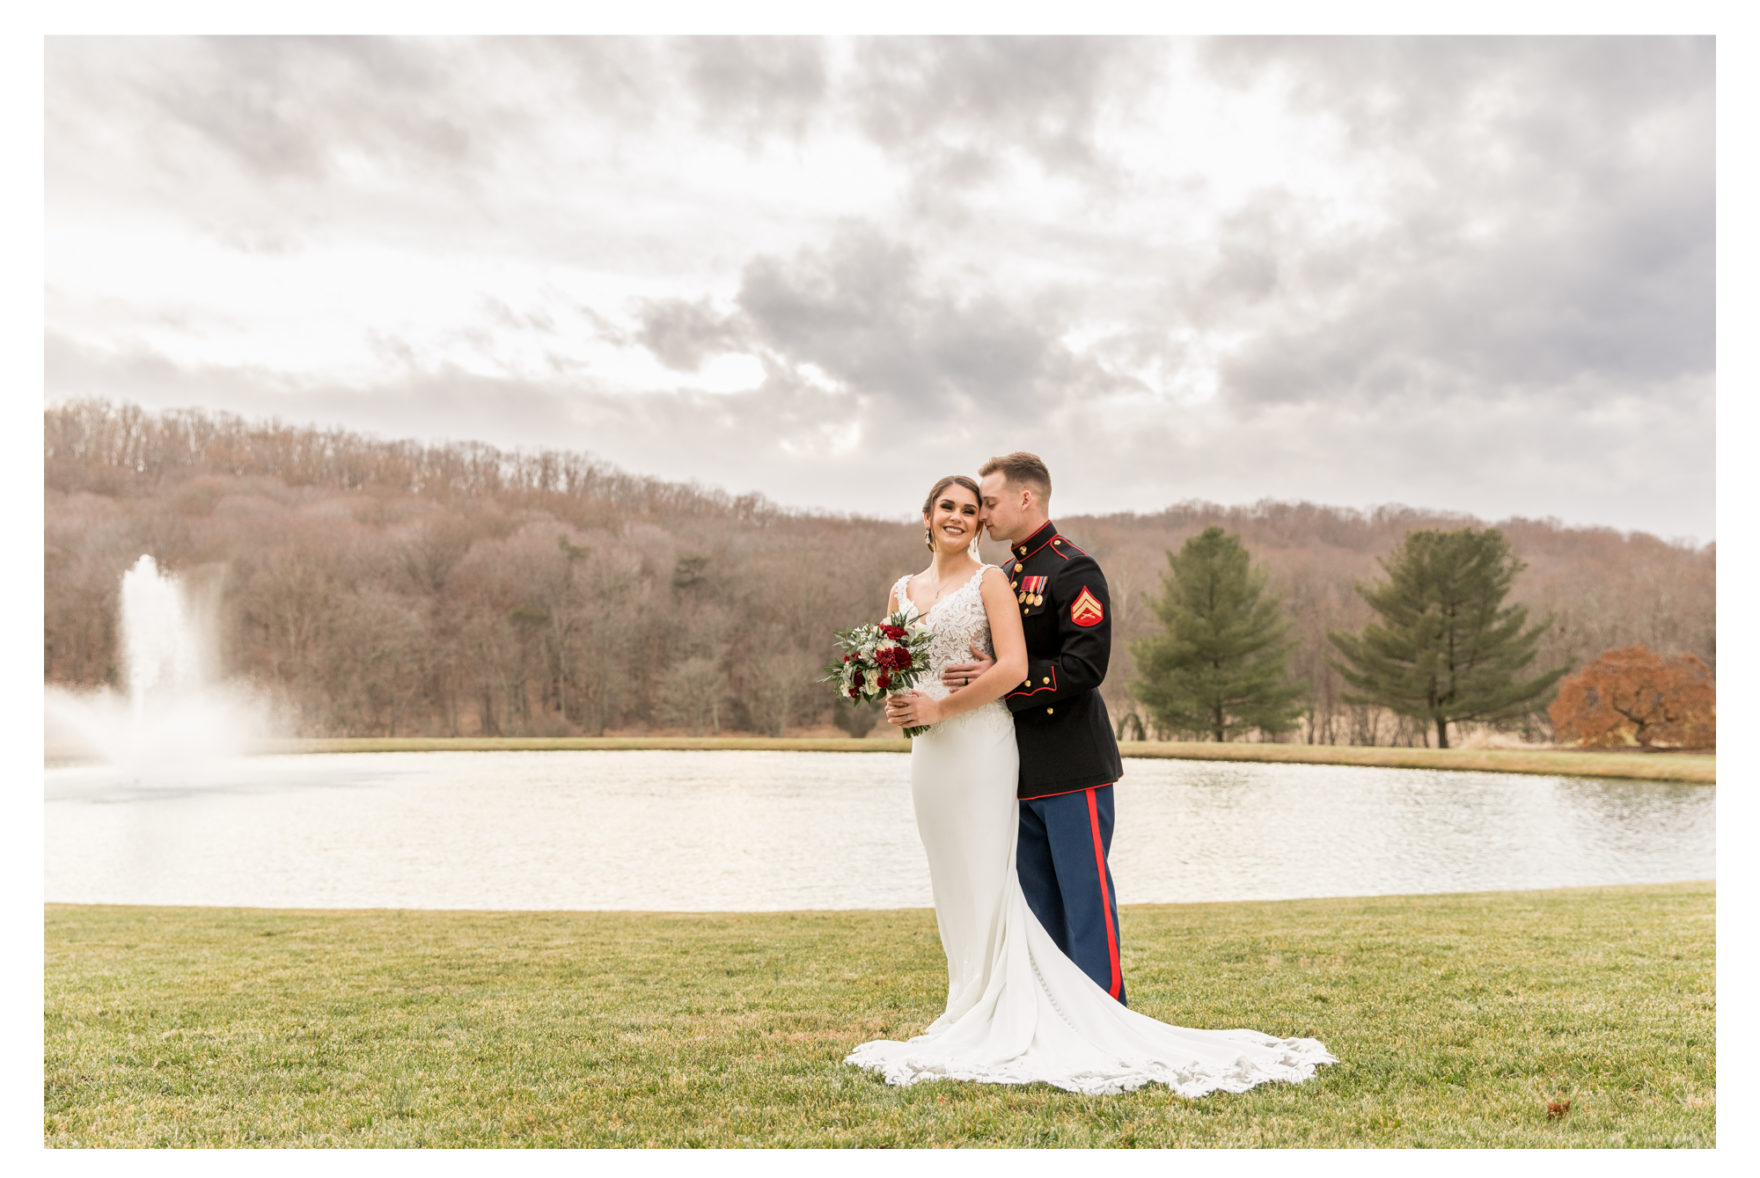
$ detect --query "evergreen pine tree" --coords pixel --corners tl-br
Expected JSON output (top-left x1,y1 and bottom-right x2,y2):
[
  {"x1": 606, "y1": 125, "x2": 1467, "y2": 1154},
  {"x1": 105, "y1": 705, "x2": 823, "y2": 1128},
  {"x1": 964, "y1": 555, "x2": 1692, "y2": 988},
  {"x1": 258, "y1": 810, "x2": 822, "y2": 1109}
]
[
  {"x1": 1328, "y1": 527, "x2": 1567, "y2": 749},
  {"x1": 1130, "y1": 526, "x2": 1307, "y2": 742}
]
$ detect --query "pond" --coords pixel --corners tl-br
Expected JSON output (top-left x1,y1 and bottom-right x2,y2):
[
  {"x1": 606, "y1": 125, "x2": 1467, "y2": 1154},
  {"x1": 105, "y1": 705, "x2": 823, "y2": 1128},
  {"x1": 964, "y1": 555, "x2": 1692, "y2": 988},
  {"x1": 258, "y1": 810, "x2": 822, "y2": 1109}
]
[{"x1": 44, "y1": 750, "x2": 1714, "y2": 911}]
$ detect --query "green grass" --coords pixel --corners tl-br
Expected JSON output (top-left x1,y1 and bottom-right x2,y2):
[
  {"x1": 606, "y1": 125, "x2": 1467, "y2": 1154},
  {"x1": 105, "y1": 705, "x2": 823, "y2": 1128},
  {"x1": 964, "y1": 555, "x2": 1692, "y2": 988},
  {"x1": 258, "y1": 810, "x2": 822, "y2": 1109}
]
[
  {"x1": 252, "y1": 736, "x2": 1714, "y2": 785},
  {"x1": 45, "y1": 882, "x2": 1713, "y2": 1147}
]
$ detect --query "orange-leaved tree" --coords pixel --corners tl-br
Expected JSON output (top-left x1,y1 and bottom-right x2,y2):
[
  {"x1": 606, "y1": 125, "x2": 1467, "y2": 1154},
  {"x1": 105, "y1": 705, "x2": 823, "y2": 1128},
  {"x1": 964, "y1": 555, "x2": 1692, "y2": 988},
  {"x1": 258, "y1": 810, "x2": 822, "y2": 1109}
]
[{"x1": 1548, "y1": 645, "x2": 1715, "y2": 749}]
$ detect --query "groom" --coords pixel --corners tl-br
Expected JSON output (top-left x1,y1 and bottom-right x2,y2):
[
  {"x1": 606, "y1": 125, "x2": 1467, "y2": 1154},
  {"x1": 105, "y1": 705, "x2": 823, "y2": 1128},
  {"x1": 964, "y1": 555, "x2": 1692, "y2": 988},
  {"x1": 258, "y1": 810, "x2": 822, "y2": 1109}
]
[{"x1": 943, "y1": 452, "x2": 1128, "y2": 1005}]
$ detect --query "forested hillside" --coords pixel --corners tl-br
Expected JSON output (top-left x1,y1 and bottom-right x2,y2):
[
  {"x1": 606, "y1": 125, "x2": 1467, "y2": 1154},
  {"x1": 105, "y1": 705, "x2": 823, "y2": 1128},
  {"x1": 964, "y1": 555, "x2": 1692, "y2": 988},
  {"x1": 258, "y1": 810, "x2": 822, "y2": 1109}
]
[{"x1": 45, "y1": 402, "x2": 1715, "y2": 745}]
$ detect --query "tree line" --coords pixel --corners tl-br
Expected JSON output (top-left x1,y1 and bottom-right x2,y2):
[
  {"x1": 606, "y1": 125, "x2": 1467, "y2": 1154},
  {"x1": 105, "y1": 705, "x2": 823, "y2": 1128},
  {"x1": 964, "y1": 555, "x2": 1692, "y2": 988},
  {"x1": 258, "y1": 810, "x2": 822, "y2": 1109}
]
[
  {"x1": 1128, "y1": 525, "x2": 1712, "y2": 750},
  {"x1": 44, "y1": 401, "x2": 1716, "y2": 746}
]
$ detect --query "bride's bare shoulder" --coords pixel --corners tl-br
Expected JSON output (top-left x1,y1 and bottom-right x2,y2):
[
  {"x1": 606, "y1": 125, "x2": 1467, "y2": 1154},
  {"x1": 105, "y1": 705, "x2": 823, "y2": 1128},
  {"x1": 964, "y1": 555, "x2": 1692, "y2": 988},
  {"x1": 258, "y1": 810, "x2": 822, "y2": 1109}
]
[{"x1": 976, "y1": 563, "x2": 1013, "y2": 603}]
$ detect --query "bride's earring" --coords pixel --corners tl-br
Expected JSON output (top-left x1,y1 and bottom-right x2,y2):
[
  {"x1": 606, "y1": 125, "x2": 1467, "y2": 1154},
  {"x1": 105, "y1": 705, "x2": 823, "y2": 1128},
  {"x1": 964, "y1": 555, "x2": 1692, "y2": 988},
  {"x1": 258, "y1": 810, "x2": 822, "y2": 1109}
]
[{"x1": 924, "y1": 527, "x2": 934, "y2": 552}]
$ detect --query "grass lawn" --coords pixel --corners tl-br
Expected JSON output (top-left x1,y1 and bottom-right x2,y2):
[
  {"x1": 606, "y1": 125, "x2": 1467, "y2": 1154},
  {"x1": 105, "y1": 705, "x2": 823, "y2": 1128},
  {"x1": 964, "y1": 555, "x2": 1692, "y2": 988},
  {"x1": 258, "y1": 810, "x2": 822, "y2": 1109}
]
[
  {"x1": 255, "y1": 736, "x2": 1715, "y2": 786},
  {"x1": 44, "y1": 881, "x2": 1713, "y2": 1148}
]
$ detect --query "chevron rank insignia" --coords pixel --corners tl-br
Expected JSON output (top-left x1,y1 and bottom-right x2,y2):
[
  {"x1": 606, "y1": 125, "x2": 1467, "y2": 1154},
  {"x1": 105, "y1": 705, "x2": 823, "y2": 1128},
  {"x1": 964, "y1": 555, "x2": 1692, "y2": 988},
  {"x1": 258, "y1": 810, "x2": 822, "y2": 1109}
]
[{"x1": 1070, "y1": 586, "x2": 1104, "y2": 627}]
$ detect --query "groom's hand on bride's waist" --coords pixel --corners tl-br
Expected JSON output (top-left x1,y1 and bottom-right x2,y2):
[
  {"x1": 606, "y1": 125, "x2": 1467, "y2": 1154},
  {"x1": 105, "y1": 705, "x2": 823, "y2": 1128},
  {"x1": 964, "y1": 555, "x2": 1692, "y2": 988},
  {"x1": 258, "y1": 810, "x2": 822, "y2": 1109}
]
[{"x1": 941, "y1": 642, "x2": 995, "y2": 693}]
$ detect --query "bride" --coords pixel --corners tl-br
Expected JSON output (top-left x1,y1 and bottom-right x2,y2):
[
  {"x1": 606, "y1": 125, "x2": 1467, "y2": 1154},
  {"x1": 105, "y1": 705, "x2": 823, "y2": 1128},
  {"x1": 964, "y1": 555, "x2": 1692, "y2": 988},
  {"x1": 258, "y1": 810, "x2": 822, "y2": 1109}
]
[{"x1": 845, "y1": 474, "x2": 1338, "y2": 1096}]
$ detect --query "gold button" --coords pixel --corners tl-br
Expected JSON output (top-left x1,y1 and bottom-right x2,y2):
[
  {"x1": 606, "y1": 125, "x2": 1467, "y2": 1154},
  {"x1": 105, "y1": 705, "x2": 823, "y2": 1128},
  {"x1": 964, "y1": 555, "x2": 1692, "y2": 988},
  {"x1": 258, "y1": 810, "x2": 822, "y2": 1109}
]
[
  {"x1": 1022, "y1": 607, "x2": 1028, "y2": 614},
  {"x1": 1046, "y1": 707, "x2": 1055, "y2": 715},
  {"x1": 1014, "y1": 563, "x2": 1023, "y2": 572},
  {"x1": 1042, "y1": 677, "x2": 1050, "y2": 684},
  {"x1": 1023, "y1": 679, "x2": 1031, "y2": 688},
  {"x1": 1052, "y1": 539, "x2": 1060, "y2": 546}
]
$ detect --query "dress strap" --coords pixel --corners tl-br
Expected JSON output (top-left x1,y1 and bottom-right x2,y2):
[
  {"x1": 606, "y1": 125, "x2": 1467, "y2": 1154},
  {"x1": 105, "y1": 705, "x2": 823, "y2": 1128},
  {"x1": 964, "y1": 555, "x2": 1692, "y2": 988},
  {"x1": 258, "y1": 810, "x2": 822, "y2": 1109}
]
[{"x1": 890, "y1": 573, "x2": 915, "y2": 617}]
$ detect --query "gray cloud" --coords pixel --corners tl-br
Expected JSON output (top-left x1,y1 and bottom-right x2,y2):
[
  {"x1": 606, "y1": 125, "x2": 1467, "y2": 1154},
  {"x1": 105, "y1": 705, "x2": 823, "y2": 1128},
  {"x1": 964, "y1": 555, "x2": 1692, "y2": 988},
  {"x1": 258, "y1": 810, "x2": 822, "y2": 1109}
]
[
  {"x1": 46, "y1": 36, "x2": 536, "y2": 260},
  {"x1": 513, "y1": 37, "x2": 671, "y2": 128},
  {"x1": 849, "y1": 37, "x2": 1157, "y2": 175},
  {"x1": 1199, "y1": 37, "x2": 1711, "y2": 154},
  {"x1": 481, "y1": 296, "x2": 557, "y2": 337},
  {"x1": 736, "y1": 223, "x2": 1100, "y2": 411},
  {"x1": 837, "y1": 37, "x2": 1168, "y2": 222},
  {"x1": 636, "y1": 298, "x2": 747, "y2": 372},
  {"x1": 74, "y1": 37, "x2": 500, "y2": 183},
  {"x1": 1185, "y1": 37, "x2": 1714, "y2": 411},
  {"x1": 1210, "y1": 185, "x2": 1713, "y2": 411},
  {"x1": 676, "y1": 37, "x2": 829, "y2": 144}
]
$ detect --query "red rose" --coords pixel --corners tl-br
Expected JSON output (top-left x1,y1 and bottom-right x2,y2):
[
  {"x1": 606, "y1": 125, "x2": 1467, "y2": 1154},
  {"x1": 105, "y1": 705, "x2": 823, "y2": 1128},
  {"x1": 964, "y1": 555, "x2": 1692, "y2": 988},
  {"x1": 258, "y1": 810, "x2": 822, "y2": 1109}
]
[
  {"x1": 843, "y1": 654, "x2": 851, "y2": 663},
  {"x1": 852, "y1": 669, "x2": 865, "y2": 688},
  {"x1": 848, "y1": 688, "x2": 859, "y2": 700},
  {"x1": 876, "y1": 672, "x2": 891, "y2": 690},
  {"x1": 881, "y1": 624, "x2": 907, "y2": 640}
]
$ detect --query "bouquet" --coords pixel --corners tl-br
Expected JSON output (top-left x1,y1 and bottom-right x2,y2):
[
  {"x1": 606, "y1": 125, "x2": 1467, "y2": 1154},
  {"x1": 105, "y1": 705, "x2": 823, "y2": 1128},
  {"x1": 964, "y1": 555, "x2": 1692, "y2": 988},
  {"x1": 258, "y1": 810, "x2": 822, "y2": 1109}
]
[{"x1": 824, "y1": 611, "x2": 936, "y2": 738}]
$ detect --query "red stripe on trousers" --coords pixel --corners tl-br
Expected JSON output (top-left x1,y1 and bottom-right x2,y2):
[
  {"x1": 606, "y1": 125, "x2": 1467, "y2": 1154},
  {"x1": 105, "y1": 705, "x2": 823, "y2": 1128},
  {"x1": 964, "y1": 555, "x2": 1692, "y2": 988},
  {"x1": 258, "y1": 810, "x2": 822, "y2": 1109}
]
[{"x1": 1085, "y1": 787, "x2": 1122, "y2": 999}]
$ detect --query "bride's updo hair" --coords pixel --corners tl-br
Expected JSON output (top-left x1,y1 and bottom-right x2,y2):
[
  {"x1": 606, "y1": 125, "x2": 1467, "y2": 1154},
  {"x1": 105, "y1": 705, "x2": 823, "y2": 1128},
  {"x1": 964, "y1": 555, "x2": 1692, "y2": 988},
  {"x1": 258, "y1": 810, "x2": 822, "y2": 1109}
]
[{"x1": 922, "y1": 475, "x2": 982, "y2": 551}]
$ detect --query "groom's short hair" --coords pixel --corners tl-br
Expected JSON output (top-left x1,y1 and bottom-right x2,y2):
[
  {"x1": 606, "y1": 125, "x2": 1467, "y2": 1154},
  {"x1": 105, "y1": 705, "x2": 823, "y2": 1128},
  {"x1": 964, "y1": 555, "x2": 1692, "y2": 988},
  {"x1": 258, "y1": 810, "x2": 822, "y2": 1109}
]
[{"x1": 979, "y1": 452, "x2": 1052, "y2": 503}]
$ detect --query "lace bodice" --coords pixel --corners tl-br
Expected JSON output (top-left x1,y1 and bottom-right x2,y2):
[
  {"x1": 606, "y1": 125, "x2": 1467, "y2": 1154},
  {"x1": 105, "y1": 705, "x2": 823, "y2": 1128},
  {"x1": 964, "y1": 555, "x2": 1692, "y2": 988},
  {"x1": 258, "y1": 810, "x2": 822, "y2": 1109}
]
[{"x1": 891, "y1": 565, "x2": 1010, "y2": 733}]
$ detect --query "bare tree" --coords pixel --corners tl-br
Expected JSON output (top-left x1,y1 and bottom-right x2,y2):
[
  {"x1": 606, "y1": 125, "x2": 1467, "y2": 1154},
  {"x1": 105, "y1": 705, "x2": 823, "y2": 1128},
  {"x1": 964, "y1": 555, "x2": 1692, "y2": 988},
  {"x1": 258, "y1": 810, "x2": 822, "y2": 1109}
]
[{"x1": 656, "y1": 656, "x2": 727, "y2": 735}]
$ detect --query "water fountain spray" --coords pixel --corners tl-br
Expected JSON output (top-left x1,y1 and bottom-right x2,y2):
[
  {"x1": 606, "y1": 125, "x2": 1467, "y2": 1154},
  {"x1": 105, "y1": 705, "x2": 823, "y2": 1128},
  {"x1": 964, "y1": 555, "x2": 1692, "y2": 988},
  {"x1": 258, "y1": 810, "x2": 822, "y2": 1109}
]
[{"x1": 45, "y1": 554, "x2": 273, "y2": 777}]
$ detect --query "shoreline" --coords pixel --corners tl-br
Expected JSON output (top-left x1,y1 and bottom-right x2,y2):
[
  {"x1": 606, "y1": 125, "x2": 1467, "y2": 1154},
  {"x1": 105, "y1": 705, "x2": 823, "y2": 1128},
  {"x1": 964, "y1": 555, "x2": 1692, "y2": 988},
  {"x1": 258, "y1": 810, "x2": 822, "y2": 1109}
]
[
  {"x1": 43, "y1": 877, "x2": 1717, "y2": 917},
  {"x1": 229, "y1": 735, "x2": 1715, "y2": 785}
]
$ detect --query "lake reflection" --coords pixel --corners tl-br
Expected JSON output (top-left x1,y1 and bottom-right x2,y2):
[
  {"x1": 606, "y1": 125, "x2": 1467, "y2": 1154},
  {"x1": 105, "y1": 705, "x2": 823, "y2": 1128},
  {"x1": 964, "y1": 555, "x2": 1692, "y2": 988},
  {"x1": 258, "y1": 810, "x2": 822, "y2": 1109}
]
[{"x1": 44, "y1": 751, "x2": 1714, "y2": 911}]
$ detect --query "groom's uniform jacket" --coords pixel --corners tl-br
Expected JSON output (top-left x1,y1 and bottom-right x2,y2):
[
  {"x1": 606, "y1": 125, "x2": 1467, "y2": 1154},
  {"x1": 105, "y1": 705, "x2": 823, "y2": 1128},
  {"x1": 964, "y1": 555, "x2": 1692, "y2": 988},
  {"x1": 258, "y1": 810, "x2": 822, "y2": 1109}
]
[{"x1": 1002, "y1": 520, "x2": 1124, "y2": 800}]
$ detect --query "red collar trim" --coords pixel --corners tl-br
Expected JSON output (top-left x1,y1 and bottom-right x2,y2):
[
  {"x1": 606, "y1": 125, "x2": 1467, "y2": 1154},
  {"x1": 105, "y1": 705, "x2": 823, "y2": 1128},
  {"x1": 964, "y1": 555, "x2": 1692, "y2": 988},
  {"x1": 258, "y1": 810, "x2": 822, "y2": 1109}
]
[{"x1": 1015, "y1": 521, "x2": 1058, "y2": 560}]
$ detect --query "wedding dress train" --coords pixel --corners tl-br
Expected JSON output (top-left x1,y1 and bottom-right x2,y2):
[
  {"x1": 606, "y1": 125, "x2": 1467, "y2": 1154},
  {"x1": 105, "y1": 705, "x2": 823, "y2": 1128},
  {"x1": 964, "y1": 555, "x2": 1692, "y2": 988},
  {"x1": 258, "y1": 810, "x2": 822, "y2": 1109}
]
[{"x1": 845, "y1": 565, "x2": 1338, "y2": 1096}]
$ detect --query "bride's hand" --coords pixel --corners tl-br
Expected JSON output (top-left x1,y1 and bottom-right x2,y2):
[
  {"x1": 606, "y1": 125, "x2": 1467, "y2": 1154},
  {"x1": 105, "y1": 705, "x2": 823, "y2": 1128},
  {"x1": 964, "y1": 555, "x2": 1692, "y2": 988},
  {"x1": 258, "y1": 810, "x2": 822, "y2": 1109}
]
[
  {"x1": 885, "y1": 691, "x2": 942, "y2": 728},
  {"x1": 940, "y1": 642, "x2": 995, "y2": 693}
]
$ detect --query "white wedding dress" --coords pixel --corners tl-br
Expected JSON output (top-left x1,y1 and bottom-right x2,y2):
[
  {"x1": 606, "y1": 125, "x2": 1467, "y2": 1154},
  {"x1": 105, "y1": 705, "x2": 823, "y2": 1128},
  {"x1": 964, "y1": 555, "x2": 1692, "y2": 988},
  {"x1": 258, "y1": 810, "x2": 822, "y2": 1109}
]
[{"x1": 845, "y1": 563, "x2": 1338, "y2": 1096}]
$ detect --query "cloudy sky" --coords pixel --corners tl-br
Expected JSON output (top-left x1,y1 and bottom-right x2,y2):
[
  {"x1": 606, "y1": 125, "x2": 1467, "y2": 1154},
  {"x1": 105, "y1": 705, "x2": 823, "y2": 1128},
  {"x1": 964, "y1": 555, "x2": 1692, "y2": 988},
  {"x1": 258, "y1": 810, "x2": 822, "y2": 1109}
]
[{"x1": 44, "y1": 36, "x2": 1714, "y2": 540}]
